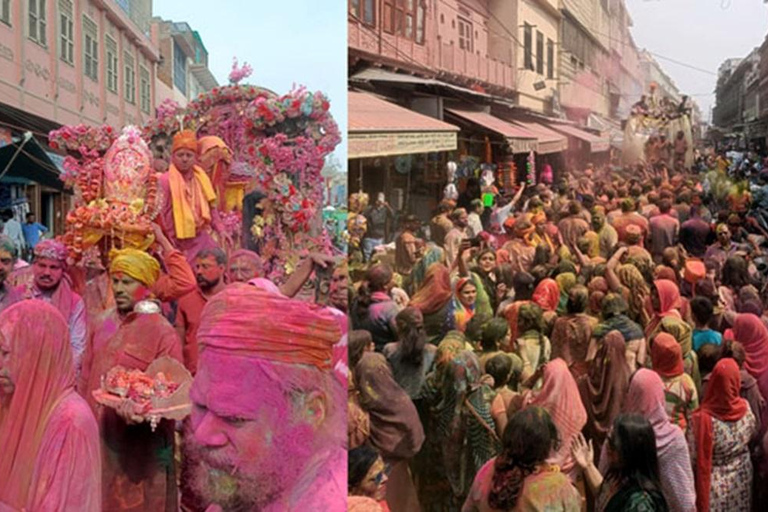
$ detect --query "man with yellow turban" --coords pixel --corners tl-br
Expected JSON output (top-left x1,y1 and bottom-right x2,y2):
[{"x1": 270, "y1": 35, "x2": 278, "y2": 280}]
[
  {"x1": 79, "y1": 246, "x2": 185, "y2": 512},
  {"x1": 157, "y1": 130, "x2": 230, "y2": 261}
]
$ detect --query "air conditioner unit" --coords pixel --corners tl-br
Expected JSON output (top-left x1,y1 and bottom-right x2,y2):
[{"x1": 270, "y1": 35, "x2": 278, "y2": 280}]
[{"x1": 391, "y1": 188, "x2": 405, "y2": 211}]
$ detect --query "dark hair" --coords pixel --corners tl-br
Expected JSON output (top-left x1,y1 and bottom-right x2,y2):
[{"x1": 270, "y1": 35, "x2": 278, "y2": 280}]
[
  {"x1": 482, "y1": 318, "x2": 510, "y2": 352},
  {"x1": 494, "y1": 264, "x2": 515, "y2": 290},
  {"x1": 697, "y1": 343, "x2": 722, "y2": 375},
  {"x1": 489, "y1": 407, "x2": 560, "y2": 509},
  {"x1": 348, "y1": 444, "x2": 380, "y2": 491},
  {"x1": 512, "y1": 272, "x2": 536, "y2": 300},
  {"x1": 532, "y1": 245, "x2": 552, "y2": 268},
  {"x1": 721, "y1": 340, "x2": 747, "y2": 368},
  {"x1": 722, "y1": 256, "x2": 749, "y2": 289},
  {"x1": 465, "y1": 313, "x2": 490, "y2": 343},
  {"x1": 195, "y1": 247, "x2": 227, "y2": 266},
  {"x1": 607, "y1": 414, "x2": 664, "y2": 497},
  {"x1": 486, "y1": 354, "x2": 512, "y2": 388},
  {"x1": 517, "y1": 303, "x2": 543, "y2": 333},
  {"x1": 567, "y1": 285, "x2": 589, "y2": 314},
  {"x1": 25, "y1": 212, "x2": 34, "y2": 219},
  {"x1": 354, "y1": 264, "x2": 394, "y2": 323},
  {"x1": 658, "y1": 199, "x2": 672, "y2": 214},
  {"x1": 395, "y1": 307, "x2": 427, "y2": 366},
  {"x1": 690, "y1": 296, "x2": 714, "y2": 326},
  {"x1": 349, "y1": 330, "x2": 372, "y2": 370}
]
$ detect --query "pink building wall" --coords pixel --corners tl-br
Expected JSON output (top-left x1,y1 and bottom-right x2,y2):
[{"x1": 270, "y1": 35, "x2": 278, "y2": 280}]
[
  {"x1": 0, "y1": 0, "x2": 160, "y2": 129},
  {"x1": 349, "y1": 0, "x2": 515, "y2": 93}
]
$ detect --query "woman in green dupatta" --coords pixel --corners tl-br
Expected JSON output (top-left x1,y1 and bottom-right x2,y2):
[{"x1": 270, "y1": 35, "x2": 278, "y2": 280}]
[
  {"x1": 418, "y1": 344, "x2": 501, "y2": 511},
  {"x1": 653, "y1": 316, "x2": 701, "y2": 393}
]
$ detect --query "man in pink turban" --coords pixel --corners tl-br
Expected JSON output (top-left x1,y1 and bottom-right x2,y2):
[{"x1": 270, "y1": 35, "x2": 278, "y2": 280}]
[
  {"x1": 183, "y1": 284, "x2": 346, "y2": 511},
  {"x1": 20, "y1": 239, "x2": 87, "y2": 375}
]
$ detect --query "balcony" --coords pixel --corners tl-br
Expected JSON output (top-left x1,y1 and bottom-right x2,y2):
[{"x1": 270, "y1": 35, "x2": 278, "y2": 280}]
[{"x1": 432, "y1": 42, "x2": 514, "y2": 91}]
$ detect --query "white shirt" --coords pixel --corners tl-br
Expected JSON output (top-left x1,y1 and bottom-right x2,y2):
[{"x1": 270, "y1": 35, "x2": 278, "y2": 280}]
[{"x1": 3, "y1": 219, "x2": 24, "y2": 253}]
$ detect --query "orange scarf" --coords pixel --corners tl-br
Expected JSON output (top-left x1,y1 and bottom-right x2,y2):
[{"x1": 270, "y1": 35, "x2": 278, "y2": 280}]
[{"x1": 168, "y1": 163, "x2": 217, "y2": 239}]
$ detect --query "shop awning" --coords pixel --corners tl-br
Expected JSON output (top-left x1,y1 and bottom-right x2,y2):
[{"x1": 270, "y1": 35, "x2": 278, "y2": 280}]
[
  {"x1": 545, "y1": 122, "x2": 610, "y2": 152},
  {"x1": 445, "y1": 108, "x2": 538, "y2": 154},
  {"x1": 0, "y1": 135, "x2": 64, "y2": 190},
  {"x1": 349, "y1": 91, "x2": 458, "y2": 158},
  {"x1": 505, "y1": 119, "x2": 568, "y2": 154}
]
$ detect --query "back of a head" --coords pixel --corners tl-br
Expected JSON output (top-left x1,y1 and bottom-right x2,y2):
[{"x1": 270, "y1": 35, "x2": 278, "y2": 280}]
[
  {"x1": 517, "y1": 303, "x2": 543, "y2": 333},
  {"x1": 365, "y1": 264, "x2": 393, "y2": 293},
  {"x1": 697, "y1": 343, "x2": 722, "y2": 375},
  {"x1": 568, "y1": 201, "x2": 582, "y2": 216},
  {"x1": 512, "y1": 272, "x2": 536, "y2": 300},
  {"x1": 502, "y1": 407, "x2": 559, "y2": 467},
  {"x1": 465, "y1": 314, "x2": 490, "y2": 344},
  {"x1": 395, "y1": 307, "x2": 427, "y2": 366},
  {"x1": 658, "y1": 199, "x2": 672, "y2": 214},
  {"x1": 690, "y1": 296, "x2": 713, "y2": 326},
  {"x1": 486, "y1": 354, "x2": 512, "y2": 388},
  {"x1": 610, "y1": 414, "x2": 661, "y2": 492},
  {"x1": 567, "y1": 285, "x2": 589, "y2": 314},
  {"x1": 349, "y1": 330, "x2": 373, "y2": 369},
  {"x1": 481, "y1": 318, "x2": 510, "y2": 352}
]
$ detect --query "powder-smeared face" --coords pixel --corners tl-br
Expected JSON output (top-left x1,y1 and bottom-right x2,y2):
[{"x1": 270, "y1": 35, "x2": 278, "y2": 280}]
[
  {"x1": 111, "y1": 272, "x2": 150, "y2": 313},
  {"x1": 355, "y1": 456, "x2": 388, "y2": 501},
  {"x1": 478, "y1": 252, "x2": 496, "y2": 273},
  {"x1": 329, "y1": 267, "x2": 349, "y2": 311},
  {"x1": 228, "y1": 256, "x2": 260, "y2": 283},
  {"x1": 0, "y1": 332, "x2": 14, "y2": 397},
  {"x1": 0, "y1": 249, "x2": 13, "y2": 283},
  {"x1": 172, "y1": 148, "x2": 197, "y2": 173},
  {"x1": 459, "y1": 283, "x2": 477, "y2": 308},
  {"x1": 187, "y1": 351, "x2": 317, "y2": 510},
  {"x1": 33, "y1": 257, "x2": 65, "y2": 291},
  {"x1": 195, "y1": 256, "x2": 224, "y2": 291}
]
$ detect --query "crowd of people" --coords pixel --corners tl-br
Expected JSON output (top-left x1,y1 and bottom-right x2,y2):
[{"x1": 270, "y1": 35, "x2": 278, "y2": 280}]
[
  {"x1": 0, "y1": 131, "x2": 349, "y2": 511},
  {"x1": 348, "y1": 150, "x2": 768, "y2": 512}
]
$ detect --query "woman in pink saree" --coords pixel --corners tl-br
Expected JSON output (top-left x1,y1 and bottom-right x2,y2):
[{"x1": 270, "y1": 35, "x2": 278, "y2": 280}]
[{"x1": 0, "y1": 300, "x2": 101, "y2": 511}]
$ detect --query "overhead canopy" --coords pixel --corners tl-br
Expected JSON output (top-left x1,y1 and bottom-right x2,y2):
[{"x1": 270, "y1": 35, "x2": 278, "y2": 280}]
[
  {"x1": 0, "y1": 135, "x2": 64, "y2": 190},
  {"x1": 445, "y1": 108, "x2": 538, "y2": 154},
  {"x1": 545, "y1": 122, "x2": 610, "y2": 152},
  {"x1": 351, "y1": 67, "x2": 493, "y2": 99},
  {"x1": 505, "y1": 118, "x2": 568, "y2": 154},
  {"x1": 348, "y1": 91, "x2": 458, "y2": 158}
]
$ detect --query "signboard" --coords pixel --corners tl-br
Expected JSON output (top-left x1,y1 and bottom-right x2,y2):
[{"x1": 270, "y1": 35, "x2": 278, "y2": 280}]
[
  {"x1": 349, "y1": 131, "x2": 457, "y2": 159},
  {"x1": 508, "y1": 138, "x2": 538, "y2": 154}
]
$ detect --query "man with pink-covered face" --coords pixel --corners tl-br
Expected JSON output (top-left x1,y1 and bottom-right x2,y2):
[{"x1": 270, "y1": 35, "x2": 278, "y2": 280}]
[
  {"x1": 23, "y1": 239, "x2": 87, "y2": 375},
  {"x1": 184, "y1": 284, "x2": 346, "y2": 511}
]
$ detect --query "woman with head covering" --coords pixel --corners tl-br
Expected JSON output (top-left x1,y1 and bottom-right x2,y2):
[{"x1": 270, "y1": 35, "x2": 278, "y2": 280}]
[
  {"x1": 593, "y1": 293, "x2": 646, "y2": 372},
  {"x1": 578, "y1": 331, "x2": 630, "y2": 450},
  {"x1": 463, "y1": 407, "x2": 581, "y2": 512},
  {"x1": 448, "y1": 277, "x2": 479, "y2": 334},
  {"x1": 689, "y1": 358, "x2": 756, "y2": 512},
  {"x1": 657, "y1": 316, "x2": 701, "y2": 393},
  {"x1": 606, "y1": 247, "x2": 650, "y2": 326},
  {"x1": 532, "y1": 277, "x2": 560, "y2": 335},
  {"x1": 352, "y1": 264, "x2": 400, "y2": 351},
  {"x1": 554, "y1": 272, "x2": 577, "y2": 315},
  {"x1": 587, "y1": 276, "x2": 609, "y2": 317},
  {"x1": 471, "y1": 249, "x2": 501, "y2": 313},
  {"x1": 731, "y1": 313, "x2": 768, "y2": 426},
  {"x1": 603, "y1": 370, "x2": 695, "y2": 512},
  {"x1": 410, "y1": 263, "x2": 453, "y2": 342},
  {"x1": 0, "y1": 301, "x2": 101, "y2": 511},
  {"x1": 572, "y1": 414, "x2": 667, "y2": 512},
  {"x1": 551, "y1": 285, "x2": 598, "y2": 380},
  {"x1": 421, "y1": 349, "x2": 500, "y2": 510},
  {"x1": 406, "y1": 245, "x2": 446, "y2": 296},
  {"x1": 517, "y1": 359, "x2": 587, "y2": 483},
  {"x1": 645, "y1": 279, "x2": 683, "y2": 338},
  {"x1": 651, "y1": 333, "x2": 699, "y2": 434},
  {"x1": 514, "y1": 303, "x2": 552, "y2": 384}
]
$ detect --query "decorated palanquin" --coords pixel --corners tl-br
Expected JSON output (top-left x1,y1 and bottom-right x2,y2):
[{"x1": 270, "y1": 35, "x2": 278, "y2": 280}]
[
  {"x1": 48, "y1": 125, "x2": 160, "y2": 263},
  {"x1": 140, "y1": 60, "x2": 342, "y2": 281}
]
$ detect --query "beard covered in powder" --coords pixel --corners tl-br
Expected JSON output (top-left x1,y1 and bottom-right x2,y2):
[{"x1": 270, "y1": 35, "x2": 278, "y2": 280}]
[{"x1": 183, "y1": 417, "x2": 316, "y2": 511}]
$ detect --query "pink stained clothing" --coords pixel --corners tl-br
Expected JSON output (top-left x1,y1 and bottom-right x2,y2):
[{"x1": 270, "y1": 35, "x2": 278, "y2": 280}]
[
  {"x1": 79, "y1": 308, "x2": 183, "y2": 512},
  {"x1": 157, "y1": 173, "x2": 219, "y2": 262},
  {"x1": 462, "y1": 458, "x2": 581, "y2": 512},
  {"x1": 614, "y1": 369, "x2": 695, "y2": 512},
  {"x1": 266, "y1": 446, "x2": 347, "y2": 512},
  {"x1": 522, "y1": 359, "x2": 587, "y2": 479},
  {"x1": 557, "y1": 216, "x2": 590, "y2": 251},
  {"x1": 0, "y1": 301, "x2": 101, "y2": 512},
  {"x1": 732, "y1": 313, "x2": 768, "y2": 424},
  {"x1": 648, "y1": 214, "x2": 680, "y2": 259}
]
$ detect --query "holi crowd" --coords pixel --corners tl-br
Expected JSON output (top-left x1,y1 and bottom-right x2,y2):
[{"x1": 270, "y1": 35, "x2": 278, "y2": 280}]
[
  {"x1": 348, "y1": 152, "x2": 768, "y2": 512},
  {"x1": 0, "y1": 131, "x2": 349, "y2": 511}
]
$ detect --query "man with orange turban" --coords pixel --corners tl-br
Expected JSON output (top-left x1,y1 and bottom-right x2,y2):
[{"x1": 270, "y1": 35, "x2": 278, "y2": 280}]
[
  {"x1": 79, "y1": 246, "x2": 185, "y2": 512},
  {"x1": 157, "y1": 130, "x2": 230, "y2": 261},
  {"x1": 182, "y1": 284, "x2": 346, "y2": 511}
]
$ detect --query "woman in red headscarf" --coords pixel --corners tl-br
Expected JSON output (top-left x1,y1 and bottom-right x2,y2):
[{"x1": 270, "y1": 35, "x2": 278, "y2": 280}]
[
  {"x1": 409, "y1": 263, "x2": 453, "y2": 343},
  {"x1": 0, "y1": 300, "x2": 101, "y2": 511},
  {"x1": 645, "y1": 279, "x2": 683, "y2": 339},
  {"x1": 651, "y1": 333, "x2": 699, "y2": 435},
  {"x1": 689, "y1": 358, "x2": 756, "y2": 512},
  {"x1": 532, "y1": 278, "x2": 560, "y2": 335},
  {"x1": 732, "y1": 313, "x2": 768, "y2": 425}
]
